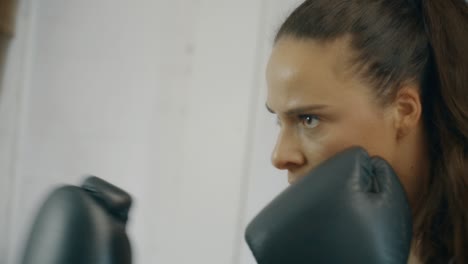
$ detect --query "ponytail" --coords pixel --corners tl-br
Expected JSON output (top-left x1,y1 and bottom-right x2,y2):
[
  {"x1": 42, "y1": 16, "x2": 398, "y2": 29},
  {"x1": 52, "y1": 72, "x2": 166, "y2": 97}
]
[{"x1": 414, "y1": 0, "x2": 468, "y2": 262}]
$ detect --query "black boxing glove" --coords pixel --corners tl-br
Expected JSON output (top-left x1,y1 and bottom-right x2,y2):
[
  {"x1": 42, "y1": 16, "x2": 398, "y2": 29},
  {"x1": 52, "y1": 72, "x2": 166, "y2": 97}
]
[
  {"x1": 245, "y1": 147, "x2": 412, "y2": 264},
  {"x1": 21, "y1": 176, "x2": 132, "y2": 264}
]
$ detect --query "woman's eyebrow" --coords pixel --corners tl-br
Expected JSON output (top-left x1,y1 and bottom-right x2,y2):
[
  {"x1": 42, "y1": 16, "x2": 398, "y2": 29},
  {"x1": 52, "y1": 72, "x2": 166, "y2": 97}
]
[{"x1": 265, "y1": 103, "x2": 328, "y2": 115}]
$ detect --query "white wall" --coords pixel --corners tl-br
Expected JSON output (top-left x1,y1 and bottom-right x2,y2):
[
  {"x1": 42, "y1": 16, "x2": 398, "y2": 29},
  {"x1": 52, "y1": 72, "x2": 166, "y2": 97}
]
[
  {"x1": 0, "y1": 0, "x2": 37, "y2": 262},
  {"x1": 0, "y1": 0, "x2": 302, "y2": 263}
]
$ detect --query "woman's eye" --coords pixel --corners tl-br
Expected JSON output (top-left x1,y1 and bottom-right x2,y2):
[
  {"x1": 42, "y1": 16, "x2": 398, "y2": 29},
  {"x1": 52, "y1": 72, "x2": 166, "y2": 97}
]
[{"x1": 299, "y1": 115, "x2": 320, "y2": 128}]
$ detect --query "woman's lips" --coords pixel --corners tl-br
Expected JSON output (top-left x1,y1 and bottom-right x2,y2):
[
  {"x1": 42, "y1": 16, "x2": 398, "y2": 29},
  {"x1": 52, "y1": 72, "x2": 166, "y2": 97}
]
[
  {"x1": 288, "y1": 173, "x2": 300, "y2": 185},
  {"x1": 288, "y1": 165, "x2": 320, "y2": 184},
  {"x1": 288, "y1": 169, "x2": 314, "y2": 185}
]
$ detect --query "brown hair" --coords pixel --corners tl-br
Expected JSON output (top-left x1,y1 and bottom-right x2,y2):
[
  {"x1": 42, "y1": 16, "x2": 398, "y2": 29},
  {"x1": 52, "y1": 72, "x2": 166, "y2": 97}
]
[{"x1": 276, "y1": 0, "x2": 468, "y2": 262}]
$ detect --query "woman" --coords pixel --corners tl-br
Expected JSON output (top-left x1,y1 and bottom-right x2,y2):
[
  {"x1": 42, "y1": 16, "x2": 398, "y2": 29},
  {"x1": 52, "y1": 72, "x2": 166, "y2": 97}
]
[{"x1": 265, "y1": 0, "x2": 467, "y2": 263}]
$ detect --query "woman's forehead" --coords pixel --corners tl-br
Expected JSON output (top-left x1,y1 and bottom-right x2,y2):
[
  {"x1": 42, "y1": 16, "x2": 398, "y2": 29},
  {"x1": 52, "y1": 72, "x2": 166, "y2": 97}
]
[
  {"x1": 267, "y1": 41, "x2": 357, "y2": 98},
  {"x1": 267, "y1": 37, "x2": 354, "y2": 81},
  {"x1": 265, "y1": 37, "x2": 376, "y2": 114}
]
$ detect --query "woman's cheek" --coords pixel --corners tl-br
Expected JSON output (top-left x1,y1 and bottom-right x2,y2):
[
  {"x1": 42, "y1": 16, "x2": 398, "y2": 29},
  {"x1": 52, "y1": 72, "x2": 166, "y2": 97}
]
[{"x1": 300, "y1": 126, "x2": 353, "y2": 168}]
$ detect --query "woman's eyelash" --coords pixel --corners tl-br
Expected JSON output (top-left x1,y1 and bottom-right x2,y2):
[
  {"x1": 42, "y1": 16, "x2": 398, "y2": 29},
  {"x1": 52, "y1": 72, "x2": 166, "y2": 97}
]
[
  {"x1": 298, "y1": 114, "x2": 319, "y2": 121},
  {"x1": 273, "y1": 115, "x2": 320, "y2": 127}
]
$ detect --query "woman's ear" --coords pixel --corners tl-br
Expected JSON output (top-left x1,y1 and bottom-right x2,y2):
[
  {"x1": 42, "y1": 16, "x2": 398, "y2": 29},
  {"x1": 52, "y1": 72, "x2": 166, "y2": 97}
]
[{"x1": 393, "y1": 86, "x2": 422, "y2": 140}]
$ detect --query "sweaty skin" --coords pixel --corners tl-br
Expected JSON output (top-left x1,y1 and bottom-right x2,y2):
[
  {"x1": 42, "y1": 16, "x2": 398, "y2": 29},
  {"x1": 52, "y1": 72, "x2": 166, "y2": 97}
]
[{"x1": 266, "y1": 36, "x2": 430, "y2": 211}]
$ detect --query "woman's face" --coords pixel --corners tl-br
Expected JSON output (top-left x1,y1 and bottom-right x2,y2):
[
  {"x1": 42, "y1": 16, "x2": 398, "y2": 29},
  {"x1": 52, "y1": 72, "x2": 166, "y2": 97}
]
[{"x1": 266, "y1": 37, "x2": 401, "y2": 185}]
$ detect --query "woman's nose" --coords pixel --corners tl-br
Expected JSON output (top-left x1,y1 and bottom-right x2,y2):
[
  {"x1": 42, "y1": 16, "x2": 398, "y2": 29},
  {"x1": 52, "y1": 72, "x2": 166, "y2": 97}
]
[{"x1": 271, "y1": 131, "x2": 305, "y2": 170}]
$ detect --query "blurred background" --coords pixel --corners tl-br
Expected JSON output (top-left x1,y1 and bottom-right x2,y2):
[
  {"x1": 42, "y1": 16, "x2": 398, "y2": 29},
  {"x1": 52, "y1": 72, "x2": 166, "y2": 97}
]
[{"x1": 0, "y1": 0, "x2": 303, "y2": 263}]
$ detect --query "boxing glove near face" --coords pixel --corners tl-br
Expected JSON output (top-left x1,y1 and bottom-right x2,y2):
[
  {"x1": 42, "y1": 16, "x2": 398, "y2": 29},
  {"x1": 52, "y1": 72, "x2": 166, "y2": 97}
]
[
  {"x1": 245, "y1": 147, "x2": 412, "y2": 264},
  {"x1": 21, "y1": 176, "x2": 132, "y2": 264}
]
